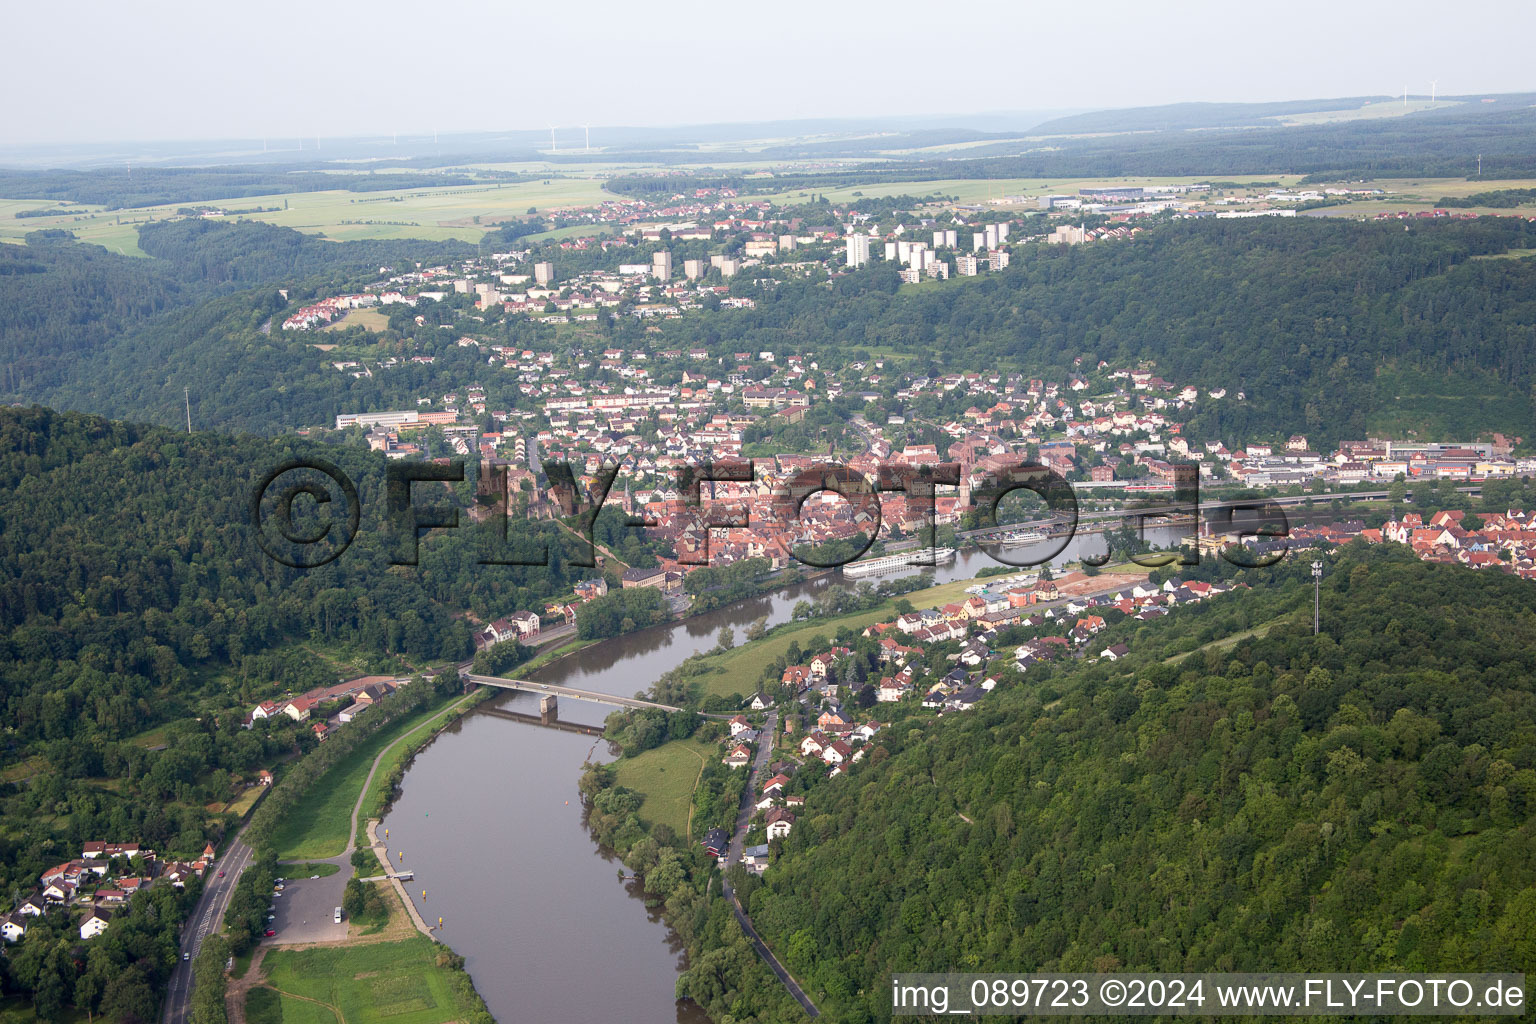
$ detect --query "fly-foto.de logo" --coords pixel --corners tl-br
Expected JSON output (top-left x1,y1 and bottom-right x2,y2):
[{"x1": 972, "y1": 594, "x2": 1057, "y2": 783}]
[{"x1": 249, "y1": 457, "x2": 1291, "y2": 571}]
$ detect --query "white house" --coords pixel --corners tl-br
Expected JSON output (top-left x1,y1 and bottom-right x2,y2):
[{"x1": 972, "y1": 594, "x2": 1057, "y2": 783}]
[
  {"x1": 766, "y1": 808, "x2": 795, "y2": 840},
  {"x1": 1, "y1": 915, "x2": 26, "y2": 943},
  {"x1": 79, "y1": 909, "x2": 112, "y2": 940}
]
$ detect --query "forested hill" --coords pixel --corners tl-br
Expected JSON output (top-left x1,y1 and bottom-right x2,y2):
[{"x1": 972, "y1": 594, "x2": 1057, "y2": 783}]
[
  {"x1": 0, "y1": 221, "x2": 473, "y2": 397},
  {"x1": 0, "y1": 405, "x2": 576, "y2": 753},
  {"x1": 743, "y1": 546, "x2": 1536, "y2": 1021}
]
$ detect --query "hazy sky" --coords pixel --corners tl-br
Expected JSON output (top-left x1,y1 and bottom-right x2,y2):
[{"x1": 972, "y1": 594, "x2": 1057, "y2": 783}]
[{"x1": 10, "y1": 0, "x2": 1535, "y2": 146}]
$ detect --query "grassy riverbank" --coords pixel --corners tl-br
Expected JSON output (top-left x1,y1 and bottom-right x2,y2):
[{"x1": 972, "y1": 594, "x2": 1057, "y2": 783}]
[
  {"x1": 350, "y1": 690, "x2": 491, "y2": 846},
  {"x1": 251, "y1": 938, "x2": 489, "y2": 1024},
  {"x1": 267, "y1": 692, "x2": 466, "y2": 859},
  {"x1": 610, "y1": 735, "x2": 716, "y2": 839}
]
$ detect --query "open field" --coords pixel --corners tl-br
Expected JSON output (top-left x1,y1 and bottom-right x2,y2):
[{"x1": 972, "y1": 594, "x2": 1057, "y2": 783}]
[
  {"x1": 259, "y1": 937, "x2": 476, "y2": 1024},
  {"x1": 322, "y1": 308, "x2": 392, "y2": 332},
  {"x1": 611, "y1": 735, "x2": 716, "y2": 837},
  {"x1": 267, "y1": 693, "x2": 462, "y2": 860},
  {"x1": 0, "y1": 174, "x2": 615, "y2": 252},
  {"x1": 1275, "y1": 99, "x2": 1452, "y2": 126}
]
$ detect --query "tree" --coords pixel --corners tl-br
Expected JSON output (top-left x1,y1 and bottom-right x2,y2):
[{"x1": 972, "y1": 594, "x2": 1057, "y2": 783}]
[{"x1": 716, "y1": 626, "x2": 735, "y2": 651}]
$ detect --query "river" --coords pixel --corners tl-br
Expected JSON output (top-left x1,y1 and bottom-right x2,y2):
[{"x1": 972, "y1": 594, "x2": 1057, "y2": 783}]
[{"x1": 378, "y1": 527, "x2": 1187, "y2": 1022}]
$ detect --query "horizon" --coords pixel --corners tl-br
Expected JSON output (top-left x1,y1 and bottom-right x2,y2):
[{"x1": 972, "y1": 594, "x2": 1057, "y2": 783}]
[{"x1": 10, "y1": 0, "x2": 1536, "y2": 149}]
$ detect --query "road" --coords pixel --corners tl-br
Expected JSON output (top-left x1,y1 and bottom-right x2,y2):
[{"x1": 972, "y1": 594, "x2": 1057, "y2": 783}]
[
  {"x1": 161, "y1": 836, "x2": 254, "y2": 1024},
  {"x1": 719, "y1": 713, "x2": 820, "y2": 1018}
]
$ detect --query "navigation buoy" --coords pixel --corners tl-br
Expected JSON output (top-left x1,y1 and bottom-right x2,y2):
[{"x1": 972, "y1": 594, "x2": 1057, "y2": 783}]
[
  {"x1": 437, "y1": 916, "x2": 443, "y2": 928},
  {"x1": 421, "y1": 890, "x2": 426, "y2": 899},
  {"x1": 384, "y1": 828, "x2": 388, "y2": 839},
  {"x1": 564, "y1": 800, "x2": 568, "y2": 805}
]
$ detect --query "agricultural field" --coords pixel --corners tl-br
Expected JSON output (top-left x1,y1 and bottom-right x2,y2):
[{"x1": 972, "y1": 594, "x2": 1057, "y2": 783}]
[
  {"x1": 0, "y1": 173, "x2": 616, "y2": 252},
  {"x1": 610, "y1": 735, "x2": 716, "y2": 837}
]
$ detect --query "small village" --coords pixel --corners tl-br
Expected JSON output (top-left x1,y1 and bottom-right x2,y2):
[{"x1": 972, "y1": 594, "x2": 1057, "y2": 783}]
[
  {"x1": 700, "y1": 560, "x2": 1251, "y2": 874},
  {"x1": 4, "y1": 841, "x2": 220, "y2": 945}
]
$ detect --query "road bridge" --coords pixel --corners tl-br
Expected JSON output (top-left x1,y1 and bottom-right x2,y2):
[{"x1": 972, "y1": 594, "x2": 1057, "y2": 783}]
[{"x1": 463, "y1": 674, "x2": 686, "y2": 714}]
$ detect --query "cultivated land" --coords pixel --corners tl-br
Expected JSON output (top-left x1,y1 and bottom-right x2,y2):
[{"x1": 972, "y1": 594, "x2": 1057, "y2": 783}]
[
  {"x1": 0, "y1": 174, "x2": 614, "y2": 253},
  {"x1": 611, "y1": 735, "x2": 716, "y2": 838},
  {"x1": 256, "y1": 938, "x2": 475, "y2": 1024}
]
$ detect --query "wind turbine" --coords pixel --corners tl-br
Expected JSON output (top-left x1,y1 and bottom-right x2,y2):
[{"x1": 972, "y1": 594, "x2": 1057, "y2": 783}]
[
  {"x1": 547, "y1": 125, "x2": 559, "y2": 153},
  {"x1": 1429, "y1": 79, "x2": 1438, "y2": 106},
  {"x1": 580, "y1": 123, "x2": 591, "y2": 152}
]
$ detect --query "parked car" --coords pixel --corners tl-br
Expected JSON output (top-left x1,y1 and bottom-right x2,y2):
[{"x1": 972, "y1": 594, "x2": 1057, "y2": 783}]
[{"x1": 264, "y1": 929, "x2": 275, "y2": 937}]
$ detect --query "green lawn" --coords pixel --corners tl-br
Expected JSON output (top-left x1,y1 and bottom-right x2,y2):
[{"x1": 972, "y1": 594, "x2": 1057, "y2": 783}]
[
  {"x1": 275, "y1": 861, "x2": 340, "y2": 877},
  {"x1": 267, "y1": 694, "x2": 462, "y2": 860},
  {"x1": 261, "y1": 938, "x2": 477, "y2": 1024},
  {"x1": 245, "y1": 985, "x2": 336, "y2": 1024},
  {"x1": 611, "y1": 736, "x2": 717, "y2": 838}
]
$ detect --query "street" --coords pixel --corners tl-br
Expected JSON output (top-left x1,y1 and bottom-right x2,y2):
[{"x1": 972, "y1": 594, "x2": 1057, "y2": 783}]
[
  {"x1": 718, "y1": 712, "x2": 821, "y2": 1017},
  {"x1": 161, "y1": 836, "x2": 253, "y2": 1024}
]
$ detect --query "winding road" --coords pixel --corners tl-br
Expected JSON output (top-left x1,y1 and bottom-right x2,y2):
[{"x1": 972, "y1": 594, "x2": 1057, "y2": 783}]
[{"x1": 718, "y1": 711, "x2": 820, "y2": 1018}]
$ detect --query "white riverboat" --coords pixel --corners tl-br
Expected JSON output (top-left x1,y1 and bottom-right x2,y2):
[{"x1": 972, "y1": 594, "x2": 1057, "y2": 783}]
[{"x1": 842, "y1": 546, "x2": 957, "y2": 578}]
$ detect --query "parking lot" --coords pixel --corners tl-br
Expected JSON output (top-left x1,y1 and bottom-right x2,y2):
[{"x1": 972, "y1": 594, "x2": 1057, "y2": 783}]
[{"x1": 265, "y1": 867, "x2": 350, "y2": 944}]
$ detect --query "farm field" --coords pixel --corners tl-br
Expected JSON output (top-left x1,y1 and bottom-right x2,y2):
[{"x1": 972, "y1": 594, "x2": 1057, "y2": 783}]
[
  {"x1": 611, "y1": 735, "x2": 716, "y2": 837},
  {"x1": 0, "y1": 174, "x2": 615, "y2": 252}
]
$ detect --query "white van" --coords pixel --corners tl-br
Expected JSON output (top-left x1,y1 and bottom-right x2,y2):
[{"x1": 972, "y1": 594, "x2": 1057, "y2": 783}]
[{"x1": 333, "y1": 907, "x2": 343, "y2": 924}]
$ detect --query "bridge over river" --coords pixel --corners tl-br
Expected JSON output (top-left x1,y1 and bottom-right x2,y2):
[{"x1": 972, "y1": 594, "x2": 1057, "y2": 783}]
[{"x1": 463, "y1": 673, "x2": 686, "y2": 713}]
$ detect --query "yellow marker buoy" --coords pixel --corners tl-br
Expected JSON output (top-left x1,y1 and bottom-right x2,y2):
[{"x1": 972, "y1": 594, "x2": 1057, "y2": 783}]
[
  {"x1": 421, "y1": 890, "x2": 426, "y2": 899},
  {"x1": 437, "y1": 916, "x2": 443, "y2": 927}
]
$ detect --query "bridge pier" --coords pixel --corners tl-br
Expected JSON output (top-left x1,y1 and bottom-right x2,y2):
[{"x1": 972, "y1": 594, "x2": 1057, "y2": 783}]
[{"x1": 539, "y1": 693, "x2": 558, "y2": 720}]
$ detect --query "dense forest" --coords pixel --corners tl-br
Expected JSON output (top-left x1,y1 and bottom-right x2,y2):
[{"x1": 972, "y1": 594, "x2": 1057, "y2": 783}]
[
  {"x1": 0, "y1": 220, "x2": 473, "y2": 398},
  {"x1": 728, "y1": 547, "x2": 1536, "y2": 1021}
]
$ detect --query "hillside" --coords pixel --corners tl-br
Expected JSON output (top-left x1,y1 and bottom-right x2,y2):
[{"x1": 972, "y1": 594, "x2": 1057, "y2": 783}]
[
  {"x1": 0, "y1": 220, "x2": 474, "y2": 403},
  {"x1": 11, "y1": 216, "x2": 1536, "y2": 444},
  {"x1": 740, "y1": 547, "x2": 1536, "y2": 1020}
]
